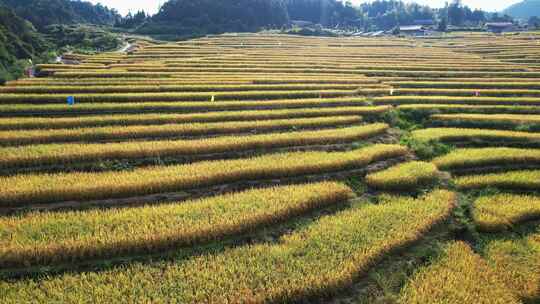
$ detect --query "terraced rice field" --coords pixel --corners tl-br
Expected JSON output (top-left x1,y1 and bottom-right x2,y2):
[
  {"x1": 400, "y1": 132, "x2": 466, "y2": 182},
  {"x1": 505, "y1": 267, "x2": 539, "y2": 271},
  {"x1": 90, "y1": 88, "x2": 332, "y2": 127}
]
[{"x1": 1, "y1": 32, "x2": 539, "y2": 303}]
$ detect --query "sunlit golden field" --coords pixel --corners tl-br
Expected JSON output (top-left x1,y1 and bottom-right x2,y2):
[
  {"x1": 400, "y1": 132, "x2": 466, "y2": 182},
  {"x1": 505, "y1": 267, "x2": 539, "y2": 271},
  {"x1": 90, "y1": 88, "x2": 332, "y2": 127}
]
[{"x1": 1, "y1": 32, "x2": 539, "y2": 303}]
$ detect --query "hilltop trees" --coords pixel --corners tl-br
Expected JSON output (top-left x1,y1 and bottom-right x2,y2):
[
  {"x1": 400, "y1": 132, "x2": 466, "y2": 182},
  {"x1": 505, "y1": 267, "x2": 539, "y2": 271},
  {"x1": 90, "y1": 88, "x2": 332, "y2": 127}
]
[
  {"x1": 285, "y1": 0, "x2": 359, "y2": 27},
  {"x1": 0, "y1": 0, "x2": 120, "y2": 30},
  {"x1": 529, "y1": 16, "x2": 540, "y2": 28},
  {"x1": 440, "y1": 0, "x2": 486, "y2": 27},
  {"x1": 359, "y1": 0, "x2": 434, "y2": 30},
  {"x1": 0, "y1": 0, "x2": 122, "y2": 82},
  {"x1": 136, "y1": 0, "x2": 289, "y2": 38},
  {"x1": 115, "y1": 11, "x2": 149, "y2": 29},
  {"x1": 0, "y1": 6, "x2": 51, "y2": 83},
  {"x1": 154, "y1": 0, "x2": 289, "y2": 32}
]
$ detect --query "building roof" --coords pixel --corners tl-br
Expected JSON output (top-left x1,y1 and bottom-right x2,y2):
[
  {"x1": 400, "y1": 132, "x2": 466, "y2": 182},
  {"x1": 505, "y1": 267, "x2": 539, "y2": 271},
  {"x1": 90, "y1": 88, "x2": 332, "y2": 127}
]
[
  {"x1": 485, "y1": 22, "x2": 513, "y2": 28},
  {"x1": 400, "y1": 25, "x2": 424, "y2": 31},
  {"x1": 370, "y1": 31, "x2": 385, "y2": 37},
  {"x1": 291, "y1": 20, "x2": 314, "y2": 26}
]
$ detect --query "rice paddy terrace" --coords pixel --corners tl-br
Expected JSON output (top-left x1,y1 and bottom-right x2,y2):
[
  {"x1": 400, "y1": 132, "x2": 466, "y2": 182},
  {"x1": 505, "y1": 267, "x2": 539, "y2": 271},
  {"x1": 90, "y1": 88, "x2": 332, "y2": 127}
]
[{"x1": 1, "y1": 32, "x2": 539, "y2": 303}]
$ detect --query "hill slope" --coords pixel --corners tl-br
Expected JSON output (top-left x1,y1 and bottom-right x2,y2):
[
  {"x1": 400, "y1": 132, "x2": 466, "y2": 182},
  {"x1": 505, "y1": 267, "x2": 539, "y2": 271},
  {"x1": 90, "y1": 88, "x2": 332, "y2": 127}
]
[
  {"x1": 0, "y1": 0, "x2": 120, "y2": 30},
  {"x1": 503, "y1": 0, "x2": 540, "y2": 19},
  {"x1": 0, "y1": 6, "x2": 50, "y2": 83}
]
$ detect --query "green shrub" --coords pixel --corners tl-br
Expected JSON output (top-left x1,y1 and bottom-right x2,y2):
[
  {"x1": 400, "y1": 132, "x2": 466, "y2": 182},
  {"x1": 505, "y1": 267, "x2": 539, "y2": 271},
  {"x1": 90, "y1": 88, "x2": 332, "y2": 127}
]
[{"x1": 400, "y1": 135, "x2": 454, "y2": 160}]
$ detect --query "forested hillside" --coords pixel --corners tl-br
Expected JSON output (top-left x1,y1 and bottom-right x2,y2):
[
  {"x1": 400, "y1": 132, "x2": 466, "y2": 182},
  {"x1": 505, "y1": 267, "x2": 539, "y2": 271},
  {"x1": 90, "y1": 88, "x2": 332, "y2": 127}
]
[
  {"x1": 285, "y1": 0, "x2": 358, "y2": 27},
  {"x1": 138, "y1": 0, "x2": 499, "y2": 39},
  {"x1": 138, "y1": 0, "x2": 290, "y2": 39},
  {"x1": 0, "y1": 0, "x2": 121, "y2": 83},
  {"x1": 0, "y1": 6, "x2": 51, "y2": 83},
  {"x1": 0, "y1": 0, "x2": 120, "y2": 30},
  {"x1": 503, "y1": 0, "x2": 540, "y2": 20}
]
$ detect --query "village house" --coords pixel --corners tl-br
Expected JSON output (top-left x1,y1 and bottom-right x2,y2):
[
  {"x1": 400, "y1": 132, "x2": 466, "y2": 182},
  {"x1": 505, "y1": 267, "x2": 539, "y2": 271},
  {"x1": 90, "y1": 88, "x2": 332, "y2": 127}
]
[{"x1": 485, "y1": 22, "x2": 515, "y2": 33}]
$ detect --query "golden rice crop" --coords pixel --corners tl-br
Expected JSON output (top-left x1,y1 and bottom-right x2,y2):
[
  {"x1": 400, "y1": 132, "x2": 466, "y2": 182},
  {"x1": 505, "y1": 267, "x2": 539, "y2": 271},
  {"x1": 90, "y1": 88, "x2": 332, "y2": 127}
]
[
  {"x1": 473, "y1": 193, "x2": 540, "y2": 232},
  {"x1": 0, "y1": 144, "x2": 407, "y2": 207},
  {"x1": 0, "y1": 116, "x2": 362, "y2": 146},
  {"x1": 0, "y1": 182, "x2": 353, "y2": 268},
  {"x1": 117, "y1": 67, "x2": 362, "y2": 74},
  {"x1": 50, "y1": 70, "x2": 361, "y2": 78},
  {"x1": 412, "y1": 128, "x2": 540, "y2": 143},
  {"x1": 0, "y1": 124, "x2": 389, "y2": 170},
  {"x1": 5, "y1": 78, "x2": 376, "y2": 87},
  {"x1": 252, "y1": 78, "x2": 378, "y2": 84},
  {"x1": 433, "y1": 147, "x2": 540, "y2": 171},
  {"x1": 482, "y1": 228, "x2": 540, "y2": 301},
  {"x1": 363, "y1": 70, "x2": 540, "y2": 78},
  {"x1": 0, "y1": 106, "x2": 388, "y2": 131},
  {"x1": 399, "y1": 242, "x2": 519, "y2": 304},
  {"x1": 383, "y1": 77, "x2": 540, "y2": 83},
  {"x1": 375, "y1": 96, "x2": 540, "y2": 106},
  {"x1": 390, "y1": 81, "x2": 540, "y2": 90},
  {"x1": 0, "y1": 98, "x2": 369, "y2": 116},
  {"x1": 35, "y1": 64, "x2": 106, "y2": 70},
  {"x1": 0, "y1": 90, "x2": 355, "y2": 104},
  {"x1": 398, "y1": 104, "x2": 540, "y2": 115},
  {"x1": 0, "y1": 190, "x2": 456, "y2": 303},
  {"x1": 366, "y1": 161, "x2": 440, "y2": 191},
  {"x1": 50, "y1": 70, "x2": 368, "y2": 78},
  {"x1": 377, "y1": 88, "x2": 540, "y2": 98},
  {"x1": 0, "y1": 83, "x2": 362, "y2": 94},
  {"x1": 134, "y1": 63, "x2": 518, "y2": 72},
  {"x1": 431, "y1": 114, "x2": 540, "y2": 129},
  {"x1": 455, "y1": 170, "x2": 540, "y2": 191}
]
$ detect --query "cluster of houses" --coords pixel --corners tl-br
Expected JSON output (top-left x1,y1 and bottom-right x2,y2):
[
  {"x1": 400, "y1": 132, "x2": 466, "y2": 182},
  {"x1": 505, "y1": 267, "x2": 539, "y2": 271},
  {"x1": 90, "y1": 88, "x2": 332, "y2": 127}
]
[
  {"x1": 291, "y1": 19, "x2": 521, "y2": 37},
  {"x1": 385, "y1": 21, "x2": 516, "y2": 37}
]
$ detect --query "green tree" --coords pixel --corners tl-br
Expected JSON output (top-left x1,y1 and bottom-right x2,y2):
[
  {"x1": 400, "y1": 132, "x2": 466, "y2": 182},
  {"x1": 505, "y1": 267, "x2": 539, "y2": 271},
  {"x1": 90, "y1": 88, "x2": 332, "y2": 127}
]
[
  {"x1": 448, "y1": 0, "x2": 465, "y2": 26},
  {"x1": 529, "y1": 16, "x2": 540, "y2": 29},
  {"x1": 438, "y1": 17, "x2": 448, "y2": 31}
]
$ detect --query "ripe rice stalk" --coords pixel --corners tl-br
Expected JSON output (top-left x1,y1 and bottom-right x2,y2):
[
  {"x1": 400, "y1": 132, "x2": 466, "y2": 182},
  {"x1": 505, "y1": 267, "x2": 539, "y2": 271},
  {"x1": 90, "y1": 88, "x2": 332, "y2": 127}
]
[
  {"x1": 0, "y1": 182, "x2": 353, "y2": 268},
  {"x1": 366, "y1": 161, "x2": 440, "y2": 191},
  {"x1": 433, "y1": 148, "x2": 540, "y2": 171},
  {"x1": 430, "y1": 114, "x2": 540, "y2": 130},
  {"x1": 398, "y1": 242, "x2": 520, "y2": 304},
  {"x1": 0, "y1": 116, "x2": 363, "y2": 146},
  {"x1": 0, "y1": 98, "x2": 370, "y2": 116},
  {"x1": 0, "y1": 124, "x2": 390, "y2": 170},
  {"x1": 0, "y1": 106, "x2": 388, "y2": 131},
  {"x1": 455, "y1": 170, "x2": 540, "y2": 191},
  {"x1": 0, "y1": 90, "x2": 356, "y2": 104},
  {"x1": 482, "y1": 227, "x2": 540, "y2": 301},
  {"x1": 375, "y1": 96, "x2": 540, "y2": 106},
  {"x1": 0, "y1": 144, "x2": 407, "y2": 207},
  {"x1": 412, "y1": 128, "x2": 540, "y2": 144},
  {"x1": 473, "y1": 193, "x2": 540, "y2": 232},
  {"x1": 0, "y1": 84, "x2": 363, "y2": 94},
  {"x1": 0, "y1": 190, "x2": 456, "y2": 303},
  {"x1": 398, "y1": 104, "x2": 540, "y2": 115}
]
